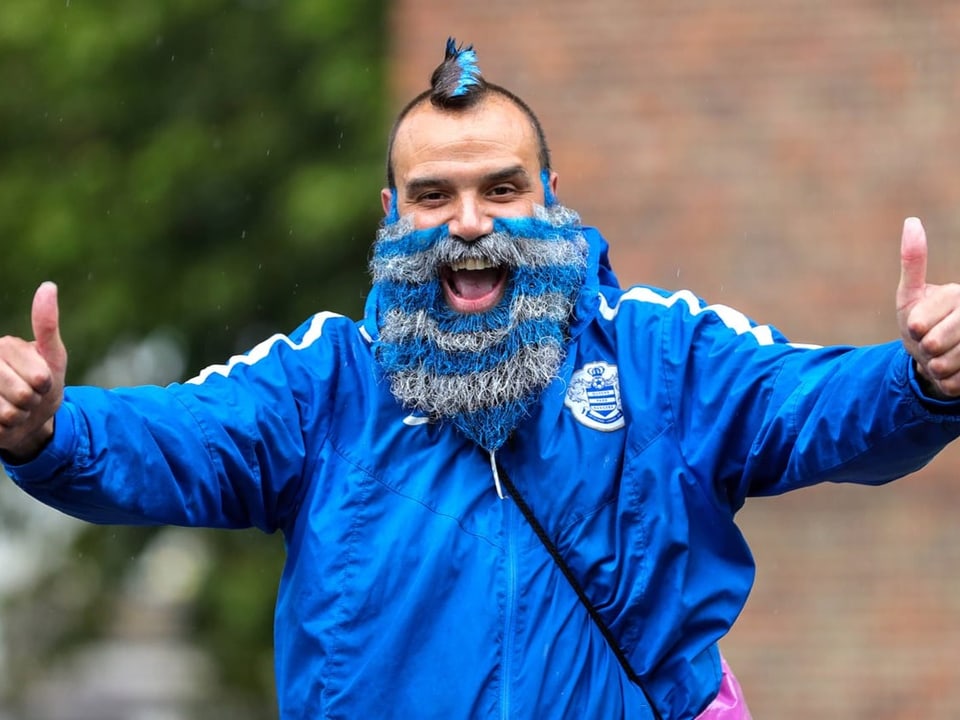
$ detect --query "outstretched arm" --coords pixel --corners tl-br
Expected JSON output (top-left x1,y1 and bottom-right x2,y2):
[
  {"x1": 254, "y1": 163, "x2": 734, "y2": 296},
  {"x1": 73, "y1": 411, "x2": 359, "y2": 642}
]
[{"x1": 0, "y1": 282, "x2": 67, "y2": 461}]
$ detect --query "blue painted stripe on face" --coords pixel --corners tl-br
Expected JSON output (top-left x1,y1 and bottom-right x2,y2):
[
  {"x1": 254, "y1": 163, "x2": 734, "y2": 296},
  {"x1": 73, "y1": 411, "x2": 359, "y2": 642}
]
[
  {"x1": 384, "y1": 187, "x2": 400, "y2": 224},
  {"x1": 540, "y1": 169, "x2": 557, "y2": 207},
  {"x1": 372, "y1": 224, "x2": 449, "y2": 260},
  {"x1": 491, "y1": 215, "x2": 580, "y2": 242},
  {"x1": 373, "y1": 217, "x2": 579, "y2": 270}
]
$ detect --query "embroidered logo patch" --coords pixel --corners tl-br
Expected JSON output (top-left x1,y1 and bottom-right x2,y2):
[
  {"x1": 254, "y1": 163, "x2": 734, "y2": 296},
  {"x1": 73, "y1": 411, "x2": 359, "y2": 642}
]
[{"x1": 565, "y1": 361, "x2": 624, "y2": 431}]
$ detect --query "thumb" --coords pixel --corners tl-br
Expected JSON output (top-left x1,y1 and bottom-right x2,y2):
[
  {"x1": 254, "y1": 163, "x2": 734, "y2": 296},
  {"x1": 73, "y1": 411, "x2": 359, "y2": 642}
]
[
  {"x1": 897, "y1": 216, "x2": 928, "y2": 311},
  {"x1": 31, "y1": 281, "x2": 67, "y2": 377}
]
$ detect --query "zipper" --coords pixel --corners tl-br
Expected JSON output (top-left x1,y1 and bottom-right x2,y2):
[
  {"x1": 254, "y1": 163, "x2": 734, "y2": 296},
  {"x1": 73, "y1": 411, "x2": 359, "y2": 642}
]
[
  {"x1": 500, "y1": 497, "x2": 519, "y2": 720},
  {"x1": 490, "y1": 449, "x2": 505, "y2": 499},
  {"x1": 493, "y1": 461, "x2": 665, "y2": 720}
]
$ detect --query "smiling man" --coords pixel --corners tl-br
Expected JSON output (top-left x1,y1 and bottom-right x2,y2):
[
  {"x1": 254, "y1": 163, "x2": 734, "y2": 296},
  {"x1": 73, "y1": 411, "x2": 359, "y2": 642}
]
[
  {"x1": 4, "y1": 39, "x2": 960, "y2": 720},
  {"x1": 369, "y1": 48, "x2": 590, "y2": 453}
]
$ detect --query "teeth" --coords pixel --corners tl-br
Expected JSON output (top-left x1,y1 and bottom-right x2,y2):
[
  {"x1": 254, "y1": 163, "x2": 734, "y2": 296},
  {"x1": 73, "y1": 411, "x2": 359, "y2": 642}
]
[{"x1": 449, "y1": 258, "x2": 494, "y2": 272}]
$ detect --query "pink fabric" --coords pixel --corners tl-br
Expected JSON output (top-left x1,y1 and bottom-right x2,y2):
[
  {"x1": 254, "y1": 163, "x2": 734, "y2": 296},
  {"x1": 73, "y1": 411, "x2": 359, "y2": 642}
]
[{"x1": 694, "y1": 654, "x2": 752, "y2": 719}]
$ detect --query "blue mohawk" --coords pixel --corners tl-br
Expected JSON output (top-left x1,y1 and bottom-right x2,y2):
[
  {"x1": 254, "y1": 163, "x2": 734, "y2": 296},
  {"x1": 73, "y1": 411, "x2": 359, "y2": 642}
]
[{"x1": 444, "y1": 38, "x2": 482, "y2": 97}]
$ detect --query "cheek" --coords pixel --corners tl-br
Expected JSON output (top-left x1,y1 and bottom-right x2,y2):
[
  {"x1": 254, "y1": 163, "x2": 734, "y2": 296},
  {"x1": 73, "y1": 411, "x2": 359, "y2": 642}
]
[
  {"x1": 408, "y1": 208, "x2": 447, "y2": 231},
  {"x1": 411, "y1": 213, "x2": 433, "y2": 230},
  {"x1": 491, "y1": 199, "x2": 540, "y2": 221},
  {"x1": 504, "y1": 202, "x2": 538, "y2": 218}
]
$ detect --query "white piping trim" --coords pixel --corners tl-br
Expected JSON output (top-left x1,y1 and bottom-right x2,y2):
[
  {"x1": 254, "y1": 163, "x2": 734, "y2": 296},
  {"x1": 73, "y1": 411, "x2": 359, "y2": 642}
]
[
  {"x1": 598, "y1": 288, "x2": 820, "y2": 349},
  {"x1": 187, "y1": 311, "x2": 342, "y2": 384}
]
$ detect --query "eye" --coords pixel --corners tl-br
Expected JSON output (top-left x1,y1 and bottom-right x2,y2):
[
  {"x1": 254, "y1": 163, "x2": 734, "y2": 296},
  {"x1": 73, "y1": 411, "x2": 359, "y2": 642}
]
[
  {"x1": 487, "y1": 184, "x2": 517, "y2": 199},
  {"x1": 416, "y1": 190, "x2": 449, "y2": 205}
]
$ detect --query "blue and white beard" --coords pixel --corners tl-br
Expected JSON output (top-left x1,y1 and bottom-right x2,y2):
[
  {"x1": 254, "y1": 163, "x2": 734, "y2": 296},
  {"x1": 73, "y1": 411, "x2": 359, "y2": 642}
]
[{"x1": 369, "y1": 204, "x2": 589, "y2": 451}]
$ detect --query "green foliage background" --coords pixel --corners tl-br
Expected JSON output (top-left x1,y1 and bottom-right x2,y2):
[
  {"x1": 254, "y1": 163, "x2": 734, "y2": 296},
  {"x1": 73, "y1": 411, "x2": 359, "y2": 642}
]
[{"x1": 0, "y1": 1, "x2": 387, "y2": 716}]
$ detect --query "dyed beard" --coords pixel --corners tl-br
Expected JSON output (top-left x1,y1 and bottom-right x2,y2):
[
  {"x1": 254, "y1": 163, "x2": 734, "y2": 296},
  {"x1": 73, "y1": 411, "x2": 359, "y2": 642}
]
[{"x1": 369, "y1": 204, "x2": 589, "y2": 451}]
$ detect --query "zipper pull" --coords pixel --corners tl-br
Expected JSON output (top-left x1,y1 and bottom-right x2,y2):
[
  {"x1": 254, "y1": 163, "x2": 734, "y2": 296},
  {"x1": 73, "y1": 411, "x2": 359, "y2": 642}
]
[{"x1": 489, "y1": 450, "x2": 506, "y2": 500}]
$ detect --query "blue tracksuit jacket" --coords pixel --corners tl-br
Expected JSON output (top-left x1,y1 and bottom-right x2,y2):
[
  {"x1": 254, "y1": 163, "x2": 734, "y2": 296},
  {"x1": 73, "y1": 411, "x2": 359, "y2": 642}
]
[{"x1": 6, "y1": 227, "x2": 960, "y2": 719}]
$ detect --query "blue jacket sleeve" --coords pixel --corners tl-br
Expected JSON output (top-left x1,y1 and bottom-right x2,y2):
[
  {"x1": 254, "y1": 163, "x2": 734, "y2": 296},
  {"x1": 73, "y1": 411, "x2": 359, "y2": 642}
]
[
  {"x1": 657, "y1": 294, "x2": 960, "y2": 507},
  {"x1": 2, "y1": 313, "x2": 344, "y2": 532}
]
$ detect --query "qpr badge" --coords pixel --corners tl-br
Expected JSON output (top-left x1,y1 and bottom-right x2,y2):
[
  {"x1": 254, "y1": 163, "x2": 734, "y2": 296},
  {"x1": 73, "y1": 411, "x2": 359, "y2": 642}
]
[{"x1": 565, "y1": 361, "x2": 625, "y2": 431}]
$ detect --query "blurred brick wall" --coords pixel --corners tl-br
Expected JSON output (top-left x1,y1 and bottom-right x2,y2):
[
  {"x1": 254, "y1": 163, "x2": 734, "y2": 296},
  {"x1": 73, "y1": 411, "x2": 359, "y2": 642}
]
[{"x1": 389, "y1": 2, "x2": 960, "y2": 717}]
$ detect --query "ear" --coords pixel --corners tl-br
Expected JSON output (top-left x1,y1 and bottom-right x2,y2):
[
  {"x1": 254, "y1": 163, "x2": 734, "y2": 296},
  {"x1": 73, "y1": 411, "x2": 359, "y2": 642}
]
[
  {"x1": 380, "y1": 187, "x2": 393, "y2": 216},
  {"x1": 547, "y1": 170, "x2": 559, "y2": 196}
]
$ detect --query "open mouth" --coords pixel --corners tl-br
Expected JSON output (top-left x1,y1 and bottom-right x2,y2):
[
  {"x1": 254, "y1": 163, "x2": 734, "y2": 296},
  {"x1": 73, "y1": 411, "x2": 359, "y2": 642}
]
[{"x1": 441, "y1": 258, "x2": 508, "y2": 314}]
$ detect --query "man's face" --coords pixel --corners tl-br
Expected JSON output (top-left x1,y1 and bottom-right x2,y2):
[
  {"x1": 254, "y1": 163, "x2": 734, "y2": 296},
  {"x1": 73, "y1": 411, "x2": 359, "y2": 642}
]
[
  {"x1": 372, "y1": 95, "x2": 584, "y2": 451},
  {"x1": 382, "y1": 96, "x2": 558, "y2": 315}
]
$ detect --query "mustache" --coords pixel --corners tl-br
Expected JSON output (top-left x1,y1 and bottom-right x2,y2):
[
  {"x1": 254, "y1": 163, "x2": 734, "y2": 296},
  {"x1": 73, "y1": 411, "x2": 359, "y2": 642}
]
[{"x1": 370, "y1": 206, "x2": 587, "y2": 286}]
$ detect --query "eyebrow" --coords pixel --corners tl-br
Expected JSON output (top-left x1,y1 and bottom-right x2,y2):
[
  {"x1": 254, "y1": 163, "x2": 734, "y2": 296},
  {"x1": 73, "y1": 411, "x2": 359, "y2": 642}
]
[{"x1": 404, "y1": 165, "x2": 533, "y2": 196}]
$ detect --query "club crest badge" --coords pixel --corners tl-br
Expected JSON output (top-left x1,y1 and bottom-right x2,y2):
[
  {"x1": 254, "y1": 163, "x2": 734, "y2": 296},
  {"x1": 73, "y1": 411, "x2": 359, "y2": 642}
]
[{"x1": 565, "y1": 361, "x2": 625, "y2": 431}]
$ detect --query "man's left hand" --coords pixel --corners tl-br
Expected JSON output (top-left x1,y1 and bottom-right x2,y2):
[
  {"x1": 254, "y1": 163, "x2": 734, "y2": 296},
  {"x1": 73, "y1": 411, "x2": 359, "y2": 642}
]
[{"x1": 897, "y1": 216, "x2": 960, "y2": 399}]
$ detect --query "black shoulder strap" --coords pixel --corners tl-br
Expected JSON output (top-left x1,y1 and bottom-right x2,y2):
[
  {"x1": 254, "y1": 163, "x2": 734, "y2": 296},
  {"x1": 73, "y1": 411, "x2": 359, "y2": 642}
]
[{"x1": 494, "y1": 462, "x2": 665, "y2": 720}]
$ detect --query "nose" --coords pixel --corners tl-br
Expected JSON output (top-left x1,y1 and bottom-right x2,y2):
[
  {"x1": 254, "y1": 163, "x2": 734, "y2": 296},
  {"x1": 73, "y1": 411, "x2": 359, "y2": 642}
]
[{"x1": 448, "y1": 196, "x2": 493, "y2": 242}]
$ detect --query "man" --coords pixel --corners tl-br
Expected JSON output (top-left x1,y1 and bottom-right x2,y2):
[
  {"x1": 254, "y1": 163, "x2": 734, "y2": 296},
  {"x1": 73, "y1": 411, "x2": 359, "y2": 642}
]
[{"x1": 2, "y1": 39, "x2": 960, "y2": 719}]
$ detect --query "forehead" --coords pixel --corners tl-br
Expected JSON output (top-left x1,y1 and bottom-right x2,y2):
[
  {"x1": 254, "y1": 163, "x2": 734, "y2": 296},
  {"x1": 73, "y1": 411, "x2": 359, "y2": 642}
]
[{"x1": 391, "y1": 96, "x2": 540, "y2": 185}]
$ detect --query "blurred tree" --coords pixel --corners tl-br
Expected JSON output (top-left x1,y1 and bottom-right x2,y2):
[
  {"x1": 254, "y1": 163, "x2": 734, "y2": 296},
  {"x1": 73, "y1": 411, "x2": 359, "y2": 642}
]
[{"x1": 0, "y1": 0, "x2": 387, "y2": 716}]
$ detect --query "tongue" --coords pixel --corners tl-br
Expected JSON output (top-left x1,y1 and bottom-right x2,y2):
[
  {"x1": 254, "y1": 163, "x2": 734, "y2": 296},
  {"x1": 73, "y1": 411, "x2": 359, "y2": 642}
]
[{"x1": 452, "y1": 268, "x2": 500, "y2": 300}]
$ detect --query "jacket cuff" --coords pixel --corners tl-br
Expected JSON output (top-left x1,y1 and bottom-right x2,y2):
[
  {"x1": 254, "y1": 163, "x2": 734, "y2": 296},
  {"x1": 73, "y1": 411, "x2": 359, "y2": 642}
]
[{"x1": 903, "y1": 351, "x2": 960, "y2": 413}]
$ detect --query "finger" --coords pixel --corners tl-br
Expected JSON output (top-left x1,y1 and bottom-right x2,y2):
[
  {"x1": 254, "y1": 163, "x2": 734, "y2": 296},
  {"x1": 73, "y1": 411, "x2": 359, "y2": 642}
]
[
  {"x1": 0, "y1": 392, "x2": 32, "y2": 429},
  {"x1": 923, "y1": 363, "x2": 960, "y2": 398},
  {"x1": 0, "y1": 351, "x2": 45, "y2": 411},
  {"x1": 913, "y1": 285, "x2": 960, "y2": 351},
  {"x1": 0, "y1": 336, "x2": 52, "y2": 396},
  {"x1": 897, "y1": 217, "x2": 928, "y2": 312},
  {"x1": 31, "y1": 281, "x2": 67, "y2": 378}
]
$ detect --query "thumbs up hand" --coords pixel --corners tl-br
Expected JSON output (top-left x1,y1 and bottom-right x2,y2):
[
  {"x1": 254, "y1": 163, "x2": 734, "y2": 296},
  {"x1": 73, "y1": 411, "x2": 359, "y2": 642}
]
[
  {"x1": 0, "y1": 282, "x2": 67, "y2": 460},
  {"x1": 897, "y1": 218, "x2": 960, "y2": 399}
]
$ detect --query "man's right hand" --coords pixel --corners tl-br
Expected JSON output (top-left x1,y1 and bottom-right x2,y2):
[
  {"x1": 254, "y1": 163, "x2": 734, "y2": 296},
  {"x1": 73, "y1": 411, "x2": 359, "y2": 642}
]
[{"x1": 0, "y1": 282, "x2": 67, "y2": 462}]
